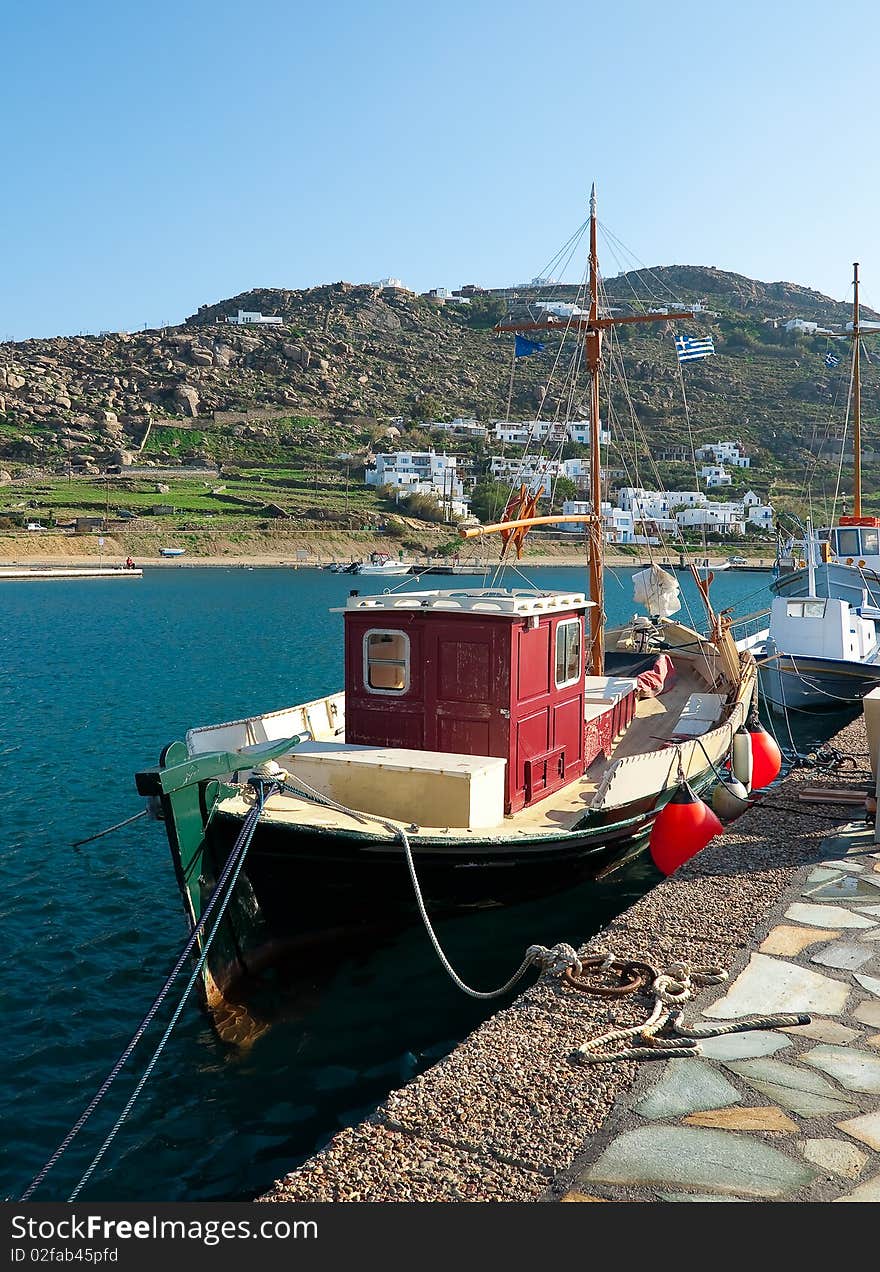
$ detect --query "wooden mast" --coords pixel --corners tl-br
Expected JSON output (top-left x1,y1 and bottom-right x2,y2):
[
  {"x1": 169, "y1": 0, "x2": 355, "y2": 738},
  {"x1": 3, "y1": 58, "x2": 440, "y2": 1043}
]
[
  {"x1": 493, "y1": 187, "x2": 695, "y2": 676},
  {"x1": 853, "y1": 261, "x2": 861, "y2": 517},
  {"x1": 586, "y1": 185, "x2": 604, "y2": 674}
]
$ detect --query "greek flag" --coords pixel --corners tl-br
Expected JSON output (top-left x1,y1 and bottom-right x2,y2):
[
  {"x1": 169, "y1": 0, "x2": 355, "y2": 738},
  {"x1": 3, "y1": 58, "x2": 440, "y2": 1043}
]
[
  {"x1": 825, "y1": 351, "x2": 840, "y2": 368},
  {"x1": 674, "y1": 334, "x2": 715, "y2": 363},
  {"x1": 515, "y1": 335, "x2": 545, "y2": 358}
]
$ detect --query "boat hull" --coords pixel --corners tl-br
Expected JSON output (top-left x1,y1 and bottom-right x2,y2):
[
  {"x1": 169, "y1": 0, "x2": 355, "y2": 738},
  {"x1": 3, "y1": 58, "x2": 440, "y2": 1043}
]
[
  {"x1": 184, "y1": 770, "x2": 717, "y2": 996},
  {"x1": 772, "y1": 561, "x2": 880, "y2": 608},
  {"x1": 757, "y1": 647, "x2": 880, "y2": 712}
]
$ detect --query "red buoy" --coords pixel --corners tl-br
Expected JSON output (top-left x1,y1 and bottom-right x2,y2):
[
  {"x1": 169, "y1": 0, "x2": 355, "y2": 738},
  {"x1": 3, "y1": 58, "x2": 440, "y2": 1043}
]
[
  {"x1": 749, "y1": 721, "x2": 782, "y2": 790},
  {"x1": 649, "y1": 780, "x2": 724, "y2": 875}
]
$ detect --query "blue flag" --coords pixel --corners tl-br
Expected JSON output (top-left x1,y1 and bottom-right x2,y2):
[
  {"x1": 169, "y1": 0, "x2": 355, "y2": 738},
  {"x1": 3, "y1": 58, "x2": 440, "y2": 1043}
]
[
  {"x1": 515, "y1": 335, "x2": 545, "y2": 358},
  {"x1": 674, "y1": 334, "x2": 715, "y2": 363},
  {"x1": 825, "y1": 351, "x2": 840, "y2": 368}
]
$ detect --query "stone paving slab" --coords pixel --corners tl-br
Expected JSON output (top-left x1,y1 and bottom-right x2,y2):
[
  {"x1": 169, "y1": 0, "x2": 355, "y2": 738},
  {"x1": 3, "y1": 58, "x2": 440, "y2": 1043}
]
[{"x1": 259, "y1": 716, "x2": 880, "y2": 1203}]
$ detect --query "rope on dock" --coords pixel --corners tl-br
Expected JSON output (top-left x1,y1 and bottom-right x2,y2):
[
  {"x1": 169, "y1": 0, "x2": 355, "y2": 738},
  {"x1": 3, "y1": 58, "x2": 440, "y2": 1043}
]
[{"x1": 569, "y1": 954, "x2": 810, "y2": 1064}]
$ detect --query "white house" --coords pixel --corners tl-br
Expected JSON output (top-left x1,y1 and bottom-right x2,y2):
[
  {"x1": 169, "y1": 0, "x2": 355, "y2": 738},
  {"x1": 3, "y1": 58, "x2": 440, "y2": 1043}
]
[
  {"x1": 784, "y1": 318, "x2": 818, "y2": 335},
  {"x1": 366, "y1": 451, "x2": 464, "y2": 501},
  {"x1": 430, "y1": 418, "x2": 488, "y2": 438},
  {"x1": 747, "y1": 503, "x2": 774, "y2": 530},
  {"x1": 561, "y1": 500, "x2": 636, "y2": 544},
  {"x1": 676, "y1": 503, "x2": 746, "y2": 534},
  {"x1": 371, "y1": 277, "x2": 413, "y2": 293},
  {"x1": 533, "y1": 301, "x2": 589, "y2": 320},
  {"x1": 492, "y1": 419, "x2": 609, "y2": 446},
  {"x1": 225, "y1": 310, "x2": 283, "y2": 326},
  {"x1": 700, "y1": 464, "x2": 733, "y2": 489},
  {"x1": 695, "y1": 440, "x2": 751, "y2": 469}
]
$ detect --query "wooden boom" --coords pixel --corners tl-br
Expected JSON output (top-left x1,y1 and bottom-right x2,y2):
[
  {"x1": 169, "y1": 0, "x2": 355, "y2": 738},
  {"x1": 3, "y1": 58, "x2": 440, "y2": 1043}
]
[{"x1": 459, "y1": 513, "x2": 596, "y2": 539}]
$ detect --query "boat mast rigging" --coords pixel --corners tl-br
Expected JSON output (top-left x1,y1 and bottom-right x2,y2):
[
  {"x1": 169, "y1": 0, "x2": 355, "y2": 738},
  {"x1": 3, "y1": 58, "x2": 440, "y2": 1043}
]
[
  {"x1": 853, "y1": 262, "x2": 862, "y2": 517},
  {"x1": 494, "y1": 185, "x2": 695, "y2": 675}
]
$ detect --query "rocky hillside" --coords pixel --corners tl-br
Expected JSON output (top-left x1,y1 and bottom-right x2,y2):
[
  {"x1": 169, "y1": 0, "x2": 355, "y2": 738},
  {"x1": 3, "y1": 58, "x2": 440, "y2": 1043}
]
[{"x1": 1, "y1": 269, "x2": 878, "y2": 480}]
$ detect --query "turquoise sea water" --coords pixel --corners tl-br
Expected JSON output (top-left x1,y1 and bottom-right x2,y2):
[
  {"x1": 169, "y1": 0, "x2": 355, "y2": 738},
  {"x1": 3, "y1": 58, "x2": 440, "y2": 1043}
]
[{"x1": 0, "y1": 565, "x2": 851, "y2": 1202}]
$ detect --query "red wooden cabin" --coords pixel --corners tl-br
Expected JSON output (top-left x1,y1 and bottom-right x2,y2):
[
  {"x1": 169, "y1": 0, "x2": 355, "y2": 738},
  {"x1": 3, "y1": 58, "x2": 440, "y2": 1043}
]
[{"x1": 342, "y1": 589, "x2": 595, "y2": 814}]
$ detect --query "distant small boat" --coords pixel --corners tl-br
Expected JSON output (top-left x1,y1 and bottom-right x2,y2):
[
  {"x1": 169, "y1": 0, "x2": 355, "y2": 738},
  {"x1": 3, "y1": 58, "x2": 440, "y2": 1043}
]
[
  {"x1": 160, "y1": 547, "x2": 186, "y2": 558},
  {"x1": 352, "y1": 552, "x2": 412, "y2": 576}
]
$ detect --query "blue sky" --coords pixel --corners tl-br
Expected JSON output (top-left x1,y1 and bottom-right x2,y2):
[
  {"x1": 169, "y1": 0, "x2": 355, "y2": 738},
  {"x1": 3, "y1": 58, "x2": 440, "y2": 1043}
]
[{"x1": 3, "y1": 0, "x2": 879, "y2": 340}]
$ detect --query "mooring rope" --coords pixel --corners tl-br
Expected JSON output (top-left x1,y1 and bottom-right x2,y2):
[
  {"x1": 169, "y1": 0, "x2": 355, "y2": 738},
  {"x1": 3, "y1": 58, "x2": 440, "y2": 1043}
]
[
  {"x1": 568, "y1": 954, "x2": 810, "y2": 1063},
  {"x1": 274, "y1": 766, "x2": 581, "y2": 999},
  {"x1": 65, "y1": 781, "x2": 277, "y2": 1202},
  {"x1": 72, "y1": 808, "x2": 148, "y2": 848},
  {"x1": 19, "y1": 779, "x2": 277, "y2": 1202}
]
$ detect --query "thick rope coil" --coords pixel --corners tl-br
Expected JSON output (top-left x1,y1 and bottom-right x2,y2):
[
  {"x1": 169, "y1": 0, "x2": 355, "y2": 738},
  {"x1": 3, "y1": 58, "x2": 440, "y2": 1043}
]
[{"x1": 568, "y1": 951, "x2": 811, "y2": 1064}]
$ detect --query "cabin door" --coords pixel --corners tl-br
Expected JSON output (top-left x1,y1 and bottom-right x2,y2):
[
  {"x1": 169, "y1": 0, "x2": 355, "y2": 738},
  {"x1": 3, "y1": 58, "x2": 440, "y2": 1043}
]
[{"x1": 422, "y1": 621, "x2": 509, "y2": 764}]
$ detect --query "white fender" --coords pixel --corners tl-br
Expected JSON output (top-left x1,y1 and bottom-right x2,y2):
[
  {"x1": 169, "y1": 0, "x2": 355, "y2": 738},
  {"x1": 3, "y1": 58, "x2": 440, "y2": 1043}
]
[{"x1": 731, "y1": 725, "x2": 753, "y2": 791}]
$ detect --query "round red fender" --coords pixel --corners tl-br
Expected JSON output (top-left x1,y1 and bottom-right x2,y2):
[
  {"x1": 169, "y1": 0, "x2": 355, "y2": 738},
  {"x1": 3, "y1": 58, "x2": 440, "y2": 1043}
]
[
  {"x1": 649, "y1": 780, "x2": 724, "y2": 876},
  {"x1": 749, "y1": 721, "x2": 782, "y2": 790}
]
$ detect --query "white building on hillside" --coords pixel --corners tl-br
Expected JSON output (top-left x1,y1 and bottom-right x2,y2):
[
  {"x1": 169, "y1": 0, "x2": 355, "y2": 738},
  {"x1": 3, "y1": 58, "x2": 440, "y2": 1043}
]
[
  {"x1": 492, "y1": 419, "x2": 609, "y2": 446},
  {"x1": 365, "y1": 450, "x2": 464, "y2": 502},
  {"x1": 430, "y1": 418, "x2": 488, "y2": 438},
  {"x1": 489, "y1": 454, "x2": 593, "y2": 494},
  {"x1": 784, "y1": 318, "x2": 818, "y2": 335},
  {"x1": 676, "y1": 503, "x2": 746, "y2": 534},
  {"x1": 561, "y1": 501, "x2": 636, "y2": 544},
  {"x1": 700, "y1": 464, "x2": 733, "y2": 488},
  {"x1": 694, "y1": 440, "x2": 751, "y2": 468},
  {"x1": 226, "y1": 310, "x2": 284, "y2": 326}
]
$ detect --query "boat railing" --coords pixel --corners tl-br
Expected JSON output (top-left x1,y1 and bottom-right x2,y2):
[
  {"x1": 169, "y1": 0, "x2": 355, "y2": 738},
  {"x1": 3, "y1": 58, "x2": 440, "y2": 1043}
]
[{"x1": 725, "y1": 608, "x2": 771, "y2": 640}]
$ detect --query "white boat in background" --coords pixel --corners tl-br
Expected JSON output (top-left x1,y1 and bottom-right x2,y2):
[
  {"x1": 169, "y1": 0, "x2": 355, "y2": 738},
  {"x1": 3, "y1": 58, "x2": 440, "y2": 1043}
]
[
  {"x1": 773, "y1": 263, "x2": 880, "y2": 608},
  {"x1": 352, "y1": 552, "x2": 412, "y2": 576},
  {"x1": 751, "y1": 522, "x2": 880, "y2": 712}
]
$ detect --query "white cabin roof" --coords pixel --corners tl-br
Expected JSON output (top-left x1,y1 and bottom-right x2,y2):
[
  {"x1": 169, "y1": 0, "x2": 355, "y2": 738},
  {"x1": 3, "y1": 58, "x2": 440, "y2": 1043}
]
[{"x1": 337, "y1": 588, "x2": 592, "y2": 617}]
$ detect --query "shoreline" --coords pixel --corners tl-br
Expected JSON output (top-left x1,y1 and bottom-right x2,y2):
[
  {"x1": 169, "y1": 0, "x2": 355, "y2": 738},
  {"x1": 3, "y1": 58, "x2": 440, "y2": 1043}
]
[{"x1": 0, "y1": 546, "x2": 778, "y2": 572}]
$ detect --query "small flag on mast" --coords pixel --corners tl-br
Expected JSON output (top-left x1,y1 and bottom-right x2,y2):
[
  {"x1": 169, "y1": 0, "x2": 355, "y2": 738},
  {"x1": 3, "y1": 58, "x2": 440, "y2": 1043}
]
[
  {"x1": 824, "y1": 351, "x2": 840, "y2": 368},
  {"x1": 515, "y1": 335, "x2": 545, "y2": 358},
  {"x1": 674, "y1": 334, "x2": 715, "y2": 363}
]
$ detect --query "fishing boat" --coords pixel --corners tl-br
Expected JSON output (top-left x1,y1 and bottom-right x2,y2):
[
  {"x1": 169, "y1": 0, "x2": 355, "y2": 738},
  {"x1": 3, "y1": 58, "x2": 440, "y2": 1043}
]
[
  {"x1": 752, "y1": 521, "x2": 880, "y2": 712},
  {"x1": 134, "y1": 189, "x2": 756, "y2": 1022},
  {"x1": 351, "y1": 551, "x2": 412, "y2": 576},
  {"x1": 773, "y1": 264, "x2": 880, "y2": 607}
]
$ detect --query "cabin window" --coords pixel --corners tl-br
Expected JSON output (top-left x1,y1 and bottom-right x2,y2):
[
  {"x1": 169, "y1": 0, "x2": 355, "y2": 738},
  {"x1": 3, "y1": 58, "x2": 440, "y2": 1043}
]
[
  {"x1": 555, "y1": 619, "x2": 582, "y2": 688},
  {"x1": 861, "y1": 529, "x2": 879, "y2": 556},
  {"x1": 788, "y1": 600, "x2": 825, "y2": 619},
  {"x1": 364, "y1": 630, "x2": 410, "y2": 693},
  {"x1": 836, "y1": 528, "x2": 860, "y2": 557}
]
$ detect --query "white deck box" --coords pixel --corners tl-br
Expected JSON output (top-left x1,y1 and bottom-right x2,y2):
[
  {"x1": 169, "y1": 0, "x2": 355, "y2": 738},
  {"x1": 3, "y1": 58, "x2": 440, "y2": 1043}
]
[{"x1": 286, "y1": 743, "x2": 507, "y2": 829}]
